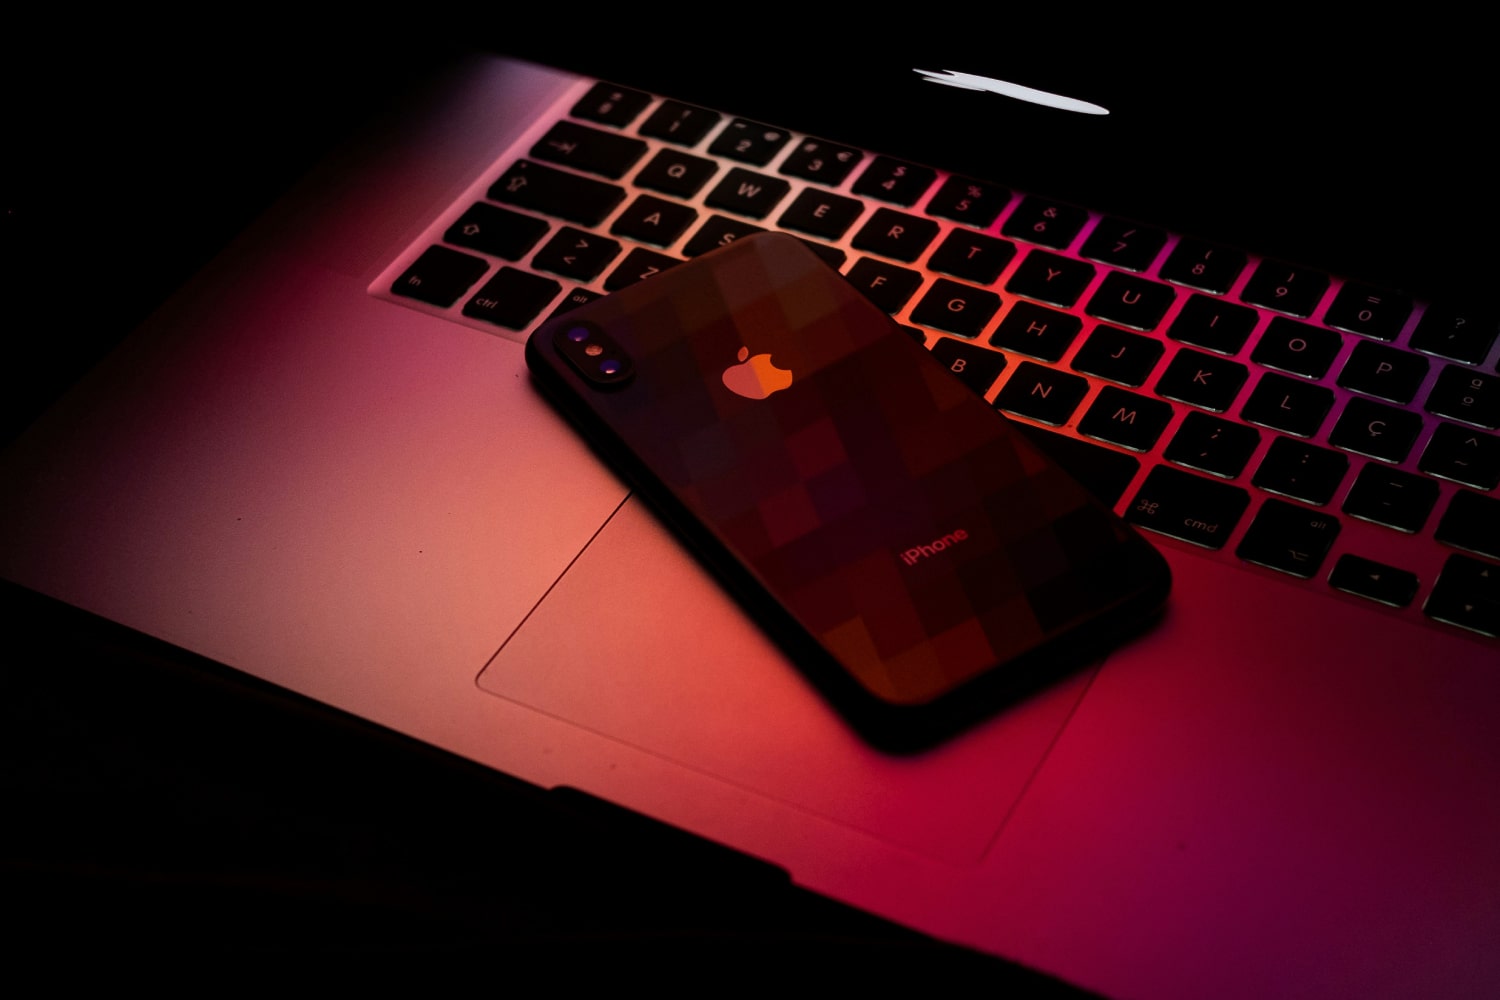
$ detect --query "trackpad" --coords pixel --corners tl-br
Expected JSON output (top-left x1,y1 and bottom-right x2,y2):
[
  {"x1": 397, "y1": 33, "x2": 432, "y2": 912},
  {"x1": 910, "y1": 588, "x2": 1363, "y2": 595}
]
[{"x1": 478, "y1": 496, "x2": 1094, "y2": 866}]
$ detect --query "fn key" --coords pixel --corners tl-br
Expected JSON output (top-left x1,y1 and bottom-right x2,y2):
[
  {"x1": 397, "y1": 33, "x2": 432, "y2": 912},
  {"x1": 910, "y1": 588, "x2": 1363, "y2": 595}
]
[{"x1": 1126, "y1": 465, "x2": 1249, "y2": 549}]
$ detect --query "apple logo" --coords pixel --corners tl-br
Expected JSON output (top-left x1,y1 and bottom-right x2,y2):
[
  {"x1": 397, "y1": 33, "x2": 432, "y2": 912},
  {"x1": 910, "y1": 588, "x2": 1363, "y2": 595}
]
[{"x1": 721, "y1": 346, "x2": 793, "y2": 400}]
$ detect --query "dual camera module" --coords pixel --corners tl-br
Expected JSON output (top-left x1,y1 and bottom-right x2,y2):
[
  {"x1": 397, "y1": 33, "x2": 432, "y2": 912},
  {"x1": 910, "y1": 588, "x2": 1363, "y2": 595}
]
[{"x1": 551, "y1": 321, "x2": 634, "y2": 387}]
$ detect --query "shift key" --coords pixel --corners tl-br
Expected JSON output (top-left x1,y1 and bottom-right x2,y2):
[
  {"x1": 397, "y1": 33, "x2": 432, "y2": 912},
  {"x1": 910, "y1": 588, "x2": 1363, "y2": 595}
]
[{"x1": 1126, "y1": 466, "x2": 1249, "y2": 549}]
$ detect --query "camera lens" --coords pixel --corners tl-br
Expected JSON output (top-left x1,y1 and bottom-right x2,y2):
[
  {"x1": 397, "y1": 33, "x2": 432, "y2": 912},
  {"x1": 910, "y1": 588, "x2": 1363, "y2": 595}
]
[
  {"x1": 598, "y1": 358, "x2": 623, "y2": 376},
  {"x1": 566, "y1": 325, "x2": 590, "y2": 343}
]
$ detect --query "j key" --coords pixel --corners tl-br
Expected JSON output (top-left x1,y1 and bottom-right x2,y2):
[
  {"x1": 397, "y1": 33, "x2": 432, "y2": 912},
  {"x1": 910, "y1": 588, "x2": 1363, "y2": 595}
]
[
  {"x1": 1241, "y1": 260, "x2": 1331, "y2": 317},
  {"x1": 1001, "y1": 196, "x2": 1089, "y2": 249},
  {"x1": 779, "y1": 138, "x2": 863, "y2": 186},
  {"x1": 993, "y1": 362, "x2": 1089, "y2": 425},
  {"x1": 634, "y1": 148, "x2": 718, "y2": 198},
  {"x1": 1163, "y1": 412, "x2": 1260, "y2": 478},
  {"x1": 1409, "y1": 306, "x2": 1499, "y2": 365},
  {"x1": 777, "y1": 189, "x2": 864, "y2": 241},
  {"x1": 603, "y1": 247, "x2": 680, "y2": 291},
  {"x1": 1086, "y1": 272, "x2": 1176, "y2": 331},
  {"x1": 1077, "y1": 386, "x2": 1174, "y2": 452},
  {"x1": 928, "y1": 337, "x2": 1007, "y2": 396},
  {"x1": 1418, "y1": 423, "x2": 1500, "y2": 490},
  {"x1": 1235, "y1": 498, "x2": 1340, "y2": 578},
  {"x1": 1168, "y1": 294, "x2": 1258, "y2": 354},
  {"x1": 926, "y1": 175, "x2": 1010, "y2": 228},
  {"x1": 490, "y1": 160, "x2": 624, "y2": 227},
  {"x1": 530, "y1": 121, "x2": 647, "y2": 179},
  {"x1": 1251, "y1": 437, "x2": 1348, "y2": 506},
  {"x1": 1155, "y1": 349, "x2": 1249, "y2": 412},
  {"x1": 708, "y1": 118, "x2": 792, "y2": 165},
  {"x1": 532, "y1": 227, "x2": 621, "y2": 281},
  {"x1": 610, "y1": 195, "x2": 697, "y2": 246},
  {"x1": 1425, "y1": 365, "x2": 1500, "y2": 429},
  {"x1": 845, "y1": 258, "x2": 922, "y2": 314},
  {"x1": 1434, "y1": 490, "x2": 1500, "y2": 561},
  {"x1": 570, "y1": 83, "x2": 651, "y2": 127},
  {"x1": 1250, "y1": 317, "x2": 1341, "y2": 379},
  {"x1": 1423, "y1": 553, "x2": 1499, "y2": 637},
  {"x1": 1159, "y1": 238, "x2": 1247, "y2": 294},
  {"x1": 639, "y1": 100, "x2": 721, "y2": 146},
  {"x1": 1239, "y1": 372, "x2": 1334, "y2": 437},
  {"x1": 683, "y1": 216, "x2": 765, "y2": 258},
  {"x1": 852, "y1": 208, "x2": 940, "y2": 262},
  {"x1": 851, "y1": 156, "x2": 937, "y2": 206},
  {"x1": 393, "y1": 246, "x2": 489, "y2": 307},
  {"x1": 1014, "y1": 424, "x2": 1142, "y2": 507},
  {"x1": 705, "y1": 168, "x2": 791, "y2": 219},
  {"x1": 988, "y1": 302, "x2": 1083, "y2": 362},
  {"x1": 1328, "y1": 554, "x2": 1419, "y2": 608},
  {"x1": 927, "y1": 229, "x2": 1016, "y2": 285},
  {"x1": 1337, "y1": 341, "x2": 1429, "y2": 403},
  {"x1": 1125, "y1": 465, "x2": 1250, "y2": 550},
  {"x1": 462, "y1": 267, "x2": 561, "y2": 331},
  {"x1": 910, "y1": 279, "x2": 1000, "y2": 338},
  {"x1": 1342, "y1": 464, "x2": 1439, "y2": 533},
  {"x1": 1070, "y1": 325, "x2": 1164, "y2": 387},
  {"x1": 1080, "y1": 217, "x2": 1167, "y2": 272},
  {"x1": 444, "y1": 203, "x2": 548, "y2": 261},
  {"x1": 1322, "y1": 283, "x2": 1412, "y2": 341},
  {"x1": 1329, "y1": 397, "x2": 1424, "y2": 462},
  {"x1": 1005, "y1": 251, "x2": 1096, "y2": 307}
]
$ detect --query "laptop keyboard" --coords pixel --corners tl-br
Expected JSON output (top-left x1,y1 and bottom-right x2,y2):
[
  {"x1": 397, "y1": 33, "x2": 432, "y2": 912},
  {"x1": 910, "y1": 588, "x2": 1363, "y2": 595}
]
[{"x1": 377, "y1": 78, "x2": 1499, "y2": 642}]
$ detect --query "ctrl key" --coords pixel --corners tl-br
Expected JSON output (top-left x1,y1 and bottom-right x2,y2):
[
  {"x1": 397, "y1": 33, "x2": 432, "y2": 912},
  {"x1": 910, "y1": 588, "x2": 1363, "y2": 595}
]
[
  {"x1": 1423, "y1": 554, "x2": 1500, "y2": 638},
  {"x1": 1126, "y1": 466, "x2": 1249, "y2": 549}
]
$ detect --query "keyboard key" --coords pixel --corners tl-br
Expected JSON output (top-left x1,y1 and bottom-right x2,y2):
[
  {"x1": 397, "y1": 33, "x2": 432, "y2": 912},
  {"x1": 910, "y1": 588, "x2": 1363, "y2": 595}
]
[
  {"x1": 927, "y1": 229, "x2": 1016, "y2": 285},
  {"x1": 1158, "y1": 239, "x2": 1246, "y2": 294},
  {"x1": 909, "y1": 279, "x2": 1000, "y2": 338},
  {"x1": 926, "y1": 175, "x2": 1010, "y2": 228},
  {"x1": 570, "y1": 83, "x2": 651, "y2": 127},
  {"x1": 544, "y1": 287, "x2": 605, "y2": 321},
  {"x1": 1434, "y1": 490, "x2": 1500, "y2": 560},
  {"x1": 1085, "y1": 272, "x2": 1176, "y2": 330},
  {"x1": 443, "y1": 203, "x2": 549, "y2": 261},
  {"x1": 928, "y1": 338, "x2": 1007, "y2": 396},
  {"x1": 1014, "y1": 424, "x2": 1141, "y2": 507},
  {"x1": 988, "y1": 302, "x2": 1082, "y2": 362},
  {"x1": 1126, "y1": 465, "x2": 1249, "y2": 549},
  {"x1": 1080, "y1": 217, "x2": 1167, "y2": 272},
  {"x1": 993, "y1": 362, "x2": 1089, "y2": 425},
  {"x1": 777, "y1": 189, "x2": 864, "y2": 241},
  {"x1": 1329, "y1": 397, "x2": 1424, "y2": 462},
  {"x1": 1005, "y1": 251, "x2": 1096, "y2": 307},
  {"x1": 462, "y1": 267, "x2": 561, "y2": 330},
  {"x1": 603, "y1": 247, "x2": 680, "y2": 291},
  {"x1": 634, "y1": 148, "x2": 718, "y2": 198},
  {"x1": 1341, "y1": 463, "x2": 1439, "y2": 533},
  {"x1": 1251, "y1": 437, "x2": 1348, "y2": 505},
  {"x1": 1336, "y1": 340, "x2": 1430, "y2": 403},
  {"x1": 1418, "y1": 422, "x2": 1500, "y2": 490},
  {"x1": 638, "y1": 100, "x2": 721, "y2": 145},
  {"x1": 1322, "y1": 283, "x2": 1412, "y2": 341},
  {"x1": 845, "y1": 258, "x2": 922, "y2": 313},
  {"x1": 1329, "y1": 554, "x2": 1419, "y2": 608},
  {"x1": 797, "y1": 239, "x2": 846, "y2": 270},
  {"x1": 1077, "y1": 386, "x2": 1174, "y2": 452},
  {"x1": 1241, "y1": 260, "x2": 1331, "y2": 317},
  {"x1": 1155, "y1": 349, "x2": 1249, "y2": 412},
  {"x1": 610, "y1": 194, "x2": 697, "y2": 246},
  {"x1": 1163, "y1": 412, "x2": 1260, "y2": 478},
  {"x1": 1409, "y1": 305, "x2": 1499, "y2": 365},
  {"x1": 392, "y1": 246, "x2": 489, "y2": 307},
  {"x1": 1001, "y1": 196, "x2": 1088, "y2": 249},
  {"x1": 1250, "y1": 317, "x2": 1342, "y2": 379},
  {"x1": 490, "y1": 160, "x2": 624, "y2": 227},
  {"x1": 705, "y1": 168, "x2": 791, "y2": 219},
  {"x1": 1239, "y1": 372, "x2": 1334, "y2": 437},
  {"x1": 1069, "y1": 326, "x2": 1164, "y2": 387},
  {"x1": 708, "y1": 118, "x2": 792, "y2": 165},
  {"x1": 1425, "y1": 365, "x2": 1499, "y2": 429},
  {"x1": 852, "y1": 208, "x2": 940, "y2": 262},
  {"x1": 1167, "y1": 294, "x2": 1259, "y2": 354},
  {"x1": 1235, "y1": 498, "x2": 1340, "y2": 578},
  {"x1": 852, "y1": 156, "x2": 937, "y2": 206},
  {"x1": 682, "y1": 216, "x2": 765, "y2": 258},
  {"x1": 530, "y1": 121, "x2": 647, "y2": 179},
  {"x1": 532, "y1": 227, "x2": 622, "y2": 281},
  {"x1": 779, "y1": 138, "x2": 863, "y2": 185},
  {"x1": 1423, "y1": 553, "x2": 1499, "y2": 637}
]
